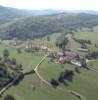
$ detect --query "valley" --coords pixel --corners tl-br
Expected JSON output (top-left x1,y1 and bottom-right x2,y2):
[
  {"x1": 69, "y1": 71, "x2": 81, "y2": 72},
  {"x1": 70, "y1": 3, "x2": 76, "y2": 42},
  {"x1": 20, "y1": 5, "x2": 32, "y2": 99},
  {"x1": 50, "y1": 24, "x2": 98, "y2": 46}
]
[
  {"x1": 0, "y1": 26, "x2": 98, "y2": 100},
  {"x1": 0, "y1": 5, "x2": 98, "y2": 100}
]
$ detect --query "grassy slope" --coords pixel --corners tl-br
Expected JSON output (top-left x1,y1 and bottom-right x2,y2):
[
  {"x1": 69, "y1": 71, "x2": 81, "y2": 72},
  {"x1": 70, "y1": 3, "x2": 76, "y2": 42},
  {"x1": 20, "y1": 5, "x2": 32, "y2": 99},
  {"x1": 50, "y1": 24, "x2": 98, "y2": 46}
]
[
  {"x1": 75, "y1": 27, "x2": 98, "y2": 50},
  {"x1": 66, "y1": 34, "x2": 81, "y2": 49},
  {"x1": 74, "y1": 26, "x2": 98, "y2": 69},
  {"x1": 38, "y1": 26, "x2": 98, "y2": 100},
  {"x1": 0, "y1": 43, "x2": 78, "y2": 100},
  {"x1": 0, "y1": 26, "x2": 98, "y2": 100},
  {"x1": 39, "y1": 61, "x2": 98, "y2": 100}
]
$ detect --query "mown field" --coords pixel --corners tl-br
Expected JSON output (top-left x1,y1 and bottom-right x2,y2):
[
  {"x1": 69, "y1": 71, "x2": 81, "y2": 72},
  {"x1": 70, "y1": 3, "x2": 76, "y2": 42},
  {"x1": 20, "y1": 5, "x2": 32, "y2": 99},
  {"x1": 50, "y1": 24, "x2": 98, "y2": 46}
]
[{"x1": 0, "y1": 26, "x2": 98, "y2": 100}]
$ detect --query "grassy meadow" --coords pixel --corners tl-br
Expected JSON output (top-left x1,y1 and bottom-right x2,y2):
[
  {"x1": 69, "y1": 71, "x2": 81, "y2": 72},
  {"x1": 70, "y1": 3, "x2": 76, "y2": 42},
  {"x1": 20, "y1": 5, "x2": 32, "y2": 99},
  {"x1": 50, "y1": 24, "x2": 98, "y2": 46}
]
[{"x1": 0, "y1": 26, "x2": 98, "y2": 100}]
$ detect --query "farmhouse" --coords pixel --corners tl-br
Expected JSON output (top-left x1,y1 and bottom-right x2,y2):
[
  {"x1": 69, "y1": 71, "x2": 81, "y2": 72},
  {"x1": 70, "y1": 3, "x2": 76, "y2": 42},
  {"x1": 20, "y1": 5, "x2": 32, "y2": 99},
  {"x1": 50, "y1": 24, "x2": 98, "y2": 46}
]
[
  {"x1": 40, "y1": 46, "x2": 51, "y2": 52},
  {"x1": 58, "y1": 51, "x2": 76, "y2": 63},
  {"x1": 56, "y1": 51, "x2": 86, "y2": 67},
  {"x1": 77, "y1": 48, "x2": 89, "y2": 52},
  {"x1": 71, "y1": 60, "x2": 82, "y2": 67}
]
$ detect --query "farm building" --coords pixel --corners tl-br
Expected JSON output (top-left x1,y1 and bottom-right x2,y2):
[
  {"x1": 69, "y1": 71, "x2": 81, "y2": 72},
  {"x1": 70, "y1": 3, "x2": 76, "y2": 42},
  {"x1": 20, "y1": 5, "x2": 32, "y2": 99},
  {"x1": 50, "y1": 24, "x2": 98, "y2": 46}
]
[
  {"x1": 57, "y1": 51, "x2": 85, "y2": 67},
  {"x1": 71, "y1": 60, "x2": 82, "y2": 67},
  {"x1": 57, "y1": 51, "x2": 76, "y2": 57},
  {"x1": 58, "y1": 51, "x2": 76, "y2": 63},
  {"x1": 77, "y1": 48, "x2": 89, "y2": 52},
  {"x1": 40, "y1": 46, "x2": 51, "y2": 52}
]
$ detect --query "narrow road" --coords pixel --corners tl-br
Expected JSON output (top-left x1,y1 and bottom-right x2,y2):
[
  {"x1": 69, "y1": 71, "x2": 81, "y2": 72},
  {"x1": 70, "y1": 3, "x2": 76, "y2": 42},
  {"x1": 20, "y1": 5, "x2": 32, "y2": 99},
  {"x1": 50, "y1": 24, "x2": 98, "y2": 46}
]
[
  {"x1": 34, "y1": 53, "x2": 87, "y2": 100},
  {"x1": 0, "y1": 52, "x2": 87, "y2": 100},
  {"x1": 34, "y1": 53, "x2": 51, "y2": 86},
  {"x1": 0, "y1": 82, "x2": 12, "y2": 96},
  {"x1": 0, "y1": 79, "x2": 16, "y2": 96}
]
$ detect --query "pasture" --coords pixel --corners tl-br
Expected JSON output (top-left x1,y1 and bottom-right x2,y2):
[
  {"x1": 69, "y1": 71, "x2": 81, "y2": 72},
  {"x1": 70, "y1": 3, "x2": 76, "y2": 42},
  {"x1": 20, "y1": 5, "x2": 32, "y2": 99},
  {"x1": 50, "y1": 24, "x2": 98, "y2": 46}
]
[{"x1": 0, "y1": 26, "x2": 98, "y2": 100}]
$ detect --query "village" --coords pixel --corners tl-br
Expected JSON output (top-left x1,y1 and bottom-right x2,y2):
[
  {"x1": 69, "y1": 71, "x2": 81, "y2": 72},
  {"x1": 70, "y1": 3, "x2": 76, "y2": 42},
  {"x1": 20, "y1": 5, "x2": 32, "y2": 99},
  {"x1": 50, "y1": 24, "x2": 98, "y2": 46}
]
[
  {"x1": 3, "y1": 34, "x2": 98, "y2": 69},
  {"x1": 0, "y1": 32, "x2": 98, "y2": 100},
  {"x1": 0, "y1": 2, "x2": 98, "y2": 100}
]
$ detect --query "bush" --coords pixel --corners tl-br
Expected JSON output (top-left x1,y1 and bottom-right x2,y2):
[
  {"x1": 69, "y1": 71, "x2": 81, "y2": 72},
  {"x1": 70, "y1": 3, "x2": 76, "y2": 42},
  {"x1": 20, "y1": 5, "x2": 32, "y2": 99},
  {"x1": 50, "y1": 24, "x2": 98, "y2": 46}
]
[
  {"x1": 50, "y1": 78, "x2": 59, "y2": 87},
  {"x1": 3, "y1": 49, "x2": 10, "y2": 57},
  {"x1": 17, "y1": 48, "x2": 22, "y2": 53},
  {"x1": 4, "y1": 95, "x2": 15, "y2": 100}
]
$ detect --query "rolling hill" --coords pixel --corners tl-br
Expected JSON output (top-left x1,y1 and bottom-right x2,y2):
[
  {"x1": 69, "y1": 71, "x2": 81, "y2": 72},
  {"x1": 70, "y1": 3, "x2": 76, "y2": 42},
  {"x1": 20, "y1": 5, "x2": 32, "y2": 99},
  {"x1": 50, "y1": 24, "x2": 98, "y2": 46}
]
[
  {"x1": 0, "y1": 5, "x2": 62, "y2": 25},
  {"x1": 0, "y1": 5, "x2": 34, "y2": 25},
  {"x1": 0, "y1": 5, "x2": 98, "y2": 25},
  {"x1": 0, "y1": 6, "x2": 98, "y2": 100},
  {"x1": 0, "y1": 13, "x2": 98, "y2": 39}
]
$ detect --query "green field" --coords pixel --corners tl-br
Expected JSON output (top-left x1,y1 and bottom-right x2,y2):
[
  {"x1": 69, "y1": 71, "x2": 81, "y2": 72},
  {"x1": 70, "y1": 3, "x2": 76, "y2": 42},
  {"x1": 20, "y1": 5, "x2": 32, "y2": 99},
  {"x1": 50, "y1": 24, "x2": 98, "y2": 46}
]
[
  {"x1": 75, "y1": 27, "x2": 98, "y2": 51},
  {"x1": 0, "y1": 43, "x2": 79, "y2": 100},
  {"x1": 0, "y1": 27, "x2": 98, "y2": 100}
]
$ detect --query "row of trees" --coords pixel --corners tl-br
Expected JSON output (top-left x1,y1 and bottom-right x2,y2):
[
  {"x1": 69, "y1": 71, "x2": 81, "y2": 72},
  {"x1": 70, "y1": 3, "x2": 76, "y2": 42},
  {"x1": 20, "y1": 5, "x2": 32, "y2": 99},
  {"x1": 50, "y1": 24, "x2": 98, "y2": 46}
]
[
  {"x1": 85, "y1": 51, "x2": 98, "y2": 59},
  {"x1": 73, "y1": 38, "x2": 92, "y2": 49},
  {"x1": 73, "y1": 38, "x2": 91, "y2": 45},
  {"x1": 56, "y1": 34, "x2": 68, "y2": 50},
  {"x1": 0, "y1": 49, "x2": 23, "y2": 89}
]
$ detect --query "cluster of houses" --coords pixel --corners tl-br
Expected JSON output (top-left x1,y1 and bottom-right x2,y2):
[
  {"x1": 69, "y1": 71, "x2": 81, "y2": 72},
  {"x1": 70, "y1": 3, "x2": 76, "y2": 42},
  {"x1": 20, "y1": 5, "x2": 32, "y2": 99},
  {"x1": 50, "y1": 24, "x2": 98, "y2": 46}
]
[
  {"x1": 55, "y1": 50, "x2": 87, "y2": 67},
  {"x1": 77, "y1": 48, "x2": 89, "y2": 52},
  {"x1": 58, "y1": 51, "x2": 75, "y2": 63}
]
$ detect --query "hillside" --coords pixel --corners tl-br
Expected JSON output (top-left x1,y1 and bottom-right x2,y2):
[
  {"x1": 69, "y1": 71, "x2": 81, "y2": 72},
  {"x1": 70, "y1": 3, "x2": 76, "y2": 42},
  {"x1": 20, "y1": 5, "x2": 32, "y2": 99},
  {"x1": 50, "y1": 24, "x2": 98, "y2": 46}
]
[
  {"x1": 0, "y1": 5, "x2": 33, "y2": 25},
  {"x1": 66, "y1": 10, "x2": 98, "y2": 15},
  {"x1": 0, "y1": 5, "x2": 98, "y2": 26},
  {"x1": 0, "y1": 13, "x2": 98, "y2": 39},
  {"x1": 0, "y1": 6, "x2": 62, "y2": 25},
  {"x1": 0, "y1": 27, "x2": 98, "y2": 100}
]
